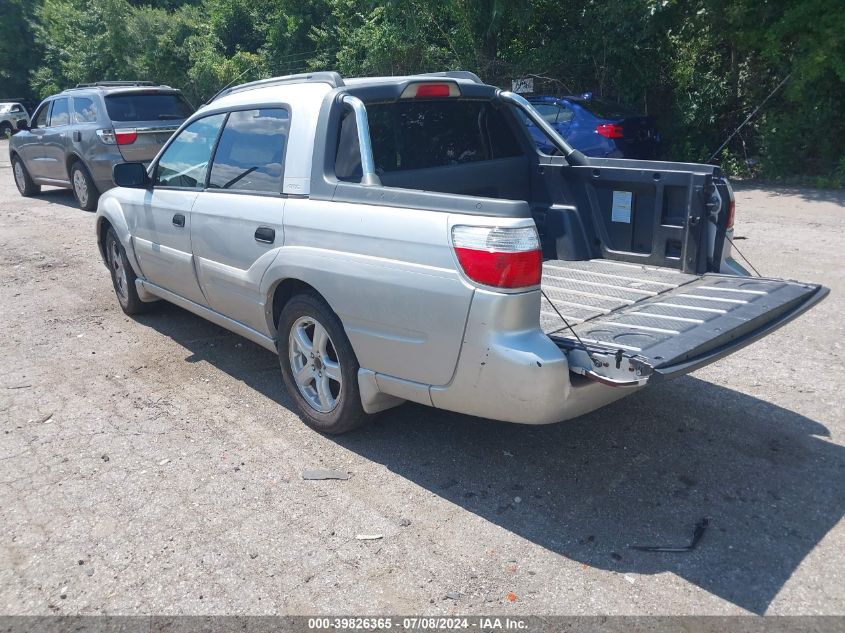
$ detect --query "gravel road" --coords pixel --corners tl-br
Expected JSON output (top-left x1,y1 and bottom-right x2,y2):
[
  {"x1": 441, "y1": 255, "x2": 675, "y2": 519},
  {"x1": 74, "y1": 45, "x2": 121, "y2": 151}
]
[{"x1": 1, "y1": 139, "x2": 843, "y2": 616}]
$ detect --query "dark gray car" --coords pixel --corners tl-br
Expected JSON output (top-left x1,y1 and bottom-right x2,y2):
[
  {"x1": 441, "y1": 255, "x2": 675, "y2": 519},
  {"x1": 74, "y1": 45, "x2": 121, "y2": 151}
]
[{"x1": 9, "y1": 81, "x2": 193, "y2": 210}]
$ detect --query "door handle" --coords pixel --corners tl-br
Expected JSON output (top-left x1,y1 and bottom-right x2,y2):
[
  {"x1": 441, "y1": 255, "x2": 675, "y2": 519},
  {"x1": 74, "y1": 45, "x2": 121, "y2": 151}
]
[
  {"x1": 172, "y1": 214, "x2": 185, "y2": 228},
  {"x1": 73, "y1": 131, "x2": 81, "y2": 142},
  {"x1": 254, "y1": 227, "x2": 275, "y2": 244}
]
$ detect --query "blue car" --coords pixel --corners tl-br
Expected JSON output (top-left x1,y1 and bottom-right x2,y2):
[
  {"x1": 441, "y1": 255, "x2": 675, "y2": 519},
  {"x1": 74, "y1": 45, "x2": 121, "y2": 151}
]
[{"x1": 524, "y1": 93, "x2": 659, "y2": 159}]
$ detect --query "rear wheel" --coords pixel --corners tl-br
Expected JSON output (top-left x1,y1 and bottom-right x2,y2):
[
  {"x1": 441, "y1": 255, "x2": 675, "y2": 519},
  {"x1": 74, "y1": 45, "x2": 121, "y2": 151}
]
[
  {"x1": 71, "y1": 161, "x2": 99, "y2": 211},
  {"x1": 278, "y1": 293, "x2": 370, "y2": 434},
  {"x1": 12, "y1": 156, "x2": 40, "y2": 197},
  {"x1": 0, "y1": 122, "x2": 12, "y2": 138},
  {"x1": 105, "y1": 228, "x2": 147, "y2": 315}
]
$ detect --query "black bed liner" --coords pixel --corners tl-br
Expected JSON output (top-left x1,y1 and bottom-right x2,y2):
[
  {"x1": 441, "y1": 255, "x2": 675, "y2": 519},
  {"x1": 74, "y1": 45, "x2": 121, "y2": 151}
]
[{"x1": 542, "y1": 259, "x2": 828, "y2": 382}]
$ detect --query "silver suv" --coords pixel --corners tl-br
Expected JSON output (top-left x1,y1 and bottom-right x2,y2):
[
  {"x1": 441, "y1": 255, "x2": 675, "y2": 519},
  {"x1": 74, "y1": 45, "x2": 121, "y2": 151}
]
[
  {"x1": 95, "y1": 71, "x2": 827, "y2": 434},
  {"x1": 9, "y1": 81, "x2": 193, "y2": 210},
  {"x1": 0, "y1": 102, "x2": 30, "y2": 138}
]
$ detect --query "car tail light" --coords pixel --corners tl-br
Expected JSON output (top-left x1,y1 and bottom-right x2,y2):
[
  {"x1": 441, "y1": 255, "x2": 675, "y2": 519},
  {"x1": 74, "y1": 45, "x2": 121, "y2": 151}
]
[
  {"x1": 400, "y1": 81, "x2": 461, "y2": 99},
  {"x1": 114, "y1": 129, "x2": 137, "y2": 145},
  {"x1": 451, "y1": 225, "x2": 542, "y2": 289},
  {"x1": 596, "y1": 123, "x2": 624, "y2": 138},
  {"x1": 96, "y1": 129, "x2": 116, "y2": 144},
  {"x1": 96, "y1": 128, "x2": 137, "y2": 145},
  {"x1": 726, "y1": 199, "x2": 736, "y2": 229}
]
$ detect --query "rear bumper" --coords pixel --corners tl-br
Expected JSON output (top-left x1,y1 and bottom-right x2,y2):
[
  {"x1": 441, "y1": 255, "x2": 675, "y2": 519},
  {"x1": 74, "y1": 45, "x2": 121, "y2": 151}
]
[{"x1": 428, "y1": 288, "x2": 635, "y2": 424}]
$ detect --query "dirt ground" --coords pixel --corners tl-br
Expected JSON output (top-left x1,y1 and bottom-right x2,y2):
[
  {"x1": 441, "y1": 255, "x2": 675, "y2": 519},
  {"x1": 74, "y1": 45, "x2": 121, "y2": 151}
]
[{"x1": 1, "y1": 138, "x2": 843, "y2": 616}]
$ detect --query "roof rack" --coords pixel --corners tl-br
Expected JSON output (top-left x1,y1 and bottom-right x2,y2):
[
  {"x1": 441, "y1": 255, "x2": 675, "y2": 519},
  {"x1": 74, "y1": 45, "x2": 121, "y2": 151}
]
[
  {"x1": 419, "y1": 71, "x2": 484, "y2": 84},
  {"x1": 211, "y1": 72, "x2": 345, "y2": 102},
  {"x1": 73, "y1": 81, "x2": 158, "y2": 89}
]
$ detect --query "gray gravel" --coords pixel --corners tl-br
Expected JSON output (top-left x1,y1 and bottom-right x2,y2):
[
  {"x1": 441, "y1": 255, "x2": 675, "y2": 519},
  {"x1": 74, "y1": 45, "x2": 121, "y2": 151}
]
[{"x1": 0, "y1": 139, "x2": 843, "y2": 615}]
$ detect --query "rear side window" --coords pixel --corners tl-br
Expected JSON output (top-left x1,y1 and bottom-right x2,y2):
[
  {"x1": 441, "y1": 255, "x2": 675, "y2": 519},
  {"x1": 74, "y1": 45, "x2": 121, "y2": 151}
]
[
  {"x1": 105, "y1": 92, "x2": 193, "y2": 122},
  {"x1": 337, "y1": 99, "x2": 523, "y2": 179},
  {"x1": 533, "y1": 103, "x2": 561, "y2": 123},
  {"x1": 208, "y1": 108, "x2": 289, "y2": 193},
  {"x1": 154, "y1": 113, "x2": 225, "y2": 189},
  {"x1": 72, "y1": 97, "x2": 99, "y2": 123},
  {"x1": 50, "y1": 98, "x2": 70, "y2": 126}
]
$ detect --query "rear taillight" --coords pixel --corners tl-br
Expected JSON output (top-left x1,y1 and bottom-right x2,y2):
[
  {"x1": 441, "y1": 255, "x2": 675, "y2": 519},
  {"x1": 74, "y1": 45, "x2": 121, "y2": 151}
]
[
  {"x1": 96, "y1": 129, "x2": 116, "y2": 144},
  {"x1": 451, "y1": 225, "x2": 542, "y2": 289},
  {"x1": 96, "y1": 128, "x2": 137, "y2": 145},
  {"x1": 596, "y1": 123, "x2": 624, "y2": 138},
  {"x1": 114, "y1": 129, "x2": 137, "y2": 145},
  {"x1": 726, "y1": 199, "x2": 736, "y2": 229}
]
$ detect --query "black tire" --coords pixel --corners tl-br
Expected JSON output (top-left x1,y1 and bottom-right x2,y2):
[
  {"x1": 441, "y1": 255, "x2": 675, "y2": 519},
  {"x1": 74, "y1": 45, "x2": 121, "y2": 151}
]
[
  {"x1": 71, "y1": 161, "x2": 100, "y2": 211},
  {"x1": 104, "y1": 228, "x2": 148, "y2": 315},
  {"x1": 12, "y1": 156, "x2": 41, "y2": 197},
  {"x1": 0, "y1": 122, "x2": 12, "y2": 139},
  {"x1": 278, "y1": 292, "x2": 371, "y2": 434}
]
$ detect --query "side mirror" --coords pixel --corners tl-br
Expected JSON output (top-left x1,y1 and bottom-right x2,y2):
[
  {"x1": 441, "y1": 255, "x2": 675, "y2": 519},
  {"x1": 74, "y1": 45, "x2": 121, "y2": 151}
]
[
  {"x1": 113, "y1": 162, "x2": 150, "y2": 188},
  {"x1": 16, "y1": 120, "x2": 28, "y2": 131}
]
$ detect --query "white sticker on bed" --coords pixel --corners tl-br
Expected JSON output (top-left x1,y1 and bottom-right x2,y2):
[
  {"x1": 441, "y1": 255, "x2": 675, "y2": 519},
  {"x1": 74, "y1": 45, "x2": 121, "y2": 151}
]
[{"x1": 611, "y1": 190, "x2": 633, "y2": 223}]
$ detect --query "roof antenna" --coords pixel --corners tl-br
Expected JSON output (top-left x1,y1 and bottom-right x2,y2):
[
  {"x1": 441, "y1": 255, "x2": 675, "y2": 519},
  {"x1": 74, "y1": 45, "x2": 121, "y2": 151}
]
[{"x1": 205, "y1": 65, "x2": 259, "y2": 105}]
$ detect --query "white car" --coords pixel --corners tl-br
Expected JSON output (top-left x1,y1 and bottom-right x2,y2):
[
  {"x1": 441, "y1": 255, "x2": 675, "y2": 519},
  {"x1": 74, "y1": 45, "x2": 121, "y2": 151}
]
[{"x1": 94, "y1": 71, "x2": 828, "y2": 434}]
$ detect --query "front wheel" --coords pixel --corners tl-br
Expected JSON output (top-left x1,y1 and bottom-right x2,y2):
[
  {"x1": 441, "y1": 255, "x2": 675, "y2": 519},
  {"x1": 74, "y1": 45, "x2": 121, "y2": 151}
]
[
  {"x1": 278, "y1": 293, "x2": 371, "y2": 434},
  {"x1": 12, "y1": 156, "x2": 40, "y2": 197},
  {"x1": 104, "y1": 228, "x2": 148, "y2": 315}
]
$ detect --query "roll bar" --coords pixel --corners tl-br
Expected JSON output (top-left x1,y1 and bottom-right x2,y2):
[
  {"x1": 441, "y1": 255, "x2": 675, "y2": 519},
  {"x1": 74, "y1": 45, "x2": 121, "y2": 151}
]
[
  {"x1": 496, "y1": 90, "x2": 588, "y2": 166},
  {"x1": 341, "y1": 94, "x2": 381, "y2": 186}
]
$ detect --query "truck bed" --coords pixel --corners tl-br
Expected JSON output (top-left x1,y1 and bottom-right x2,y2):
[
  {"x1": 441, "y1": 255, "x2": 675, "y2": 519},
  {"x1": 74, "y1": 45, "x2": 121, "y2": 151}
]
[{"x1": 541, "y1": 259, "x2": 826, "y2": 381}]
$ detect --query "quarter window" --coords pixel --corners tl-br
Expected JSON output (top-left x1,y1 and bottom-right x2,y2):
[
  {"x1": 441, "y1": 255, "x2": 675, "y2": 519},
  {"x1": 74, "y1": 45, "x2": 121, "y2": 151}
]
[
  {"x1": 208, "y1": 108, "x2": 289, "y2": 193},
  {"x1": 72, "y1": 97, "x2": 99, "y2": 123},
  {"x1": 50, "y1": 98, "x2": 70, "y2": 126},
  {"x1": 154, "y1": 114, "x2": 225, "y2": 189}
]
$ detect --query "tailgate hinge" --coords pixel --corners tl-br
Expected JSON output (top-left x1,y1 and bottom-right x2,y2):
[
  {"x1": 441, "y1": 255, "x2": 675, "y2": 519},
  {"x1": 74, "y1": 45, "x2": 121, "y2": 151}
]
[{"x1": 566, "y1": 347, "x2": 653, "y2": 388}]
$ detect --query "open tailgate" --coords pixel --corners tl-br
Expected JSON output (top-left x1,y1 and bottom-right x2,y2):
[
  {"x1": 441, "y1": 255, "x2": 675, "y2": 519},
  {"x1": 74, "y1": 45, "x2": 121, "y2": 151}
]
[{"x1": 541, "y1": 260, "x2": 828, "y2": 385}]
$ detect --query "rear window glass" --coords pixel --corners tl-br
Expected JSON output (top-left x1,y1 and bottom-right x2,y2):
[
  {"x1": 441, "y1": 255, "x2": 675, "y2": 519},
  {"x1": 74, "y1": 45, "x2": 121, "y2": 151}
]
[
  {"x1": 575, "y1": 98, "x2": 636, "y2": 119},
  {"x1": 336, "y1": 99, "x2": 522, "y2": 180},
  {"x1": 105, "y1": 93, "x2": 193, "y2": 122}
]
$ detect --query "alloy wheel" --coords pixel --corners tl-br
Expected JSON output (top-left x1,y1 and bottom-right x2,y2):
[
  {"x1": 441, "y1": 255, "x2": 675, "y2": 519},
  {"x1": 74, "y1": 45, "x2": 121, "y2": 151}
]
[
  {"x1": 73, "y1": 169, "x2": 89, "y2": 207},
  {"x1": 288, "y1": 316, "x2": 343, "y2": 413}
]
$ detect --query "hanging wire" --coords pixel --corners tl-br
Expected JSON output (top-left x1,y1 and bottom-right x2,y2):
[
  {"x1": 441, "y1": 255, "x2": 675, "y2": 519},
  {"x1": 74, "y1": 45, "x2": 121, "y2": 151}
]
[
  {"x1": 540, "y1": 288, "x2": 598, "y2": 364},
  {"x1": 723, "y1": 232, "x2": 763, "y2": 277}
]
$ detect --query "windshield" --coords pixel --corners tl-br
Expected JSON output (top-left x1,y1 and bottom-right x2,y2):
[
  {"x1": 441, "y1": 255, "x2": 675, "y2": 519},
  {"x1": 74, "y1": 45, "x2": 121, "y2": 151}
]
[
  {"x1": 105, "y1": 92, "x2": 193, "y2": 122},
  {"x1": 0, "y1": 103, "x2": 17, "y2": 114}
]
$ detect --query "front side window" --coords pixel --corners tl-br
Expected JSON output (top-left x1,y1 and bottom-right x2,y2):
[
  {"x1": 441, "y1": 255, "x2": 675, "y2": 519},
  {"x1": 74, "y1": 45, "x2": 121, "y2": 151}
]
[
  {"x1": 50, "y1": 98, "x2": 70, "y2": 127},
  {"x1": 33, "y1": 102, "x2": 50, "y2": 128},
  {"x1": 208, "y1": 108, "x2": 289, "y2": 193},
  {"x1": 72, "y1": 97, "x2": 99, "y2": 123},
  {"x1": 154, "y1": 113, "x2": 225, "y2": 189}
]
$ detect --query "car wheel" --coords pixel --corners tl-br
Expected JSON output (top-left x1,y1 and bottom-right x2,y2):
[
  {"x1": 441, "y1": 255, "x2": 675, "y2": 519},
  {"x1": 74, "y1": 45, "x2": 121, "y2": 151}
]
[
  {"x1": 278, "y1": 293, "x2": 371, "y2": 434},
  {"x1": 105, "y1": 228, "x2": 148, "y2": 315},
  {"x1": 71, "y1": 161, "x2": 100, "y2": 211},
  {"x1": 0, "y1": 123, "x2": 12, "y2": 139},
  {"x1": 12, "y1": 156, "x2": 41, "y2": 197}
]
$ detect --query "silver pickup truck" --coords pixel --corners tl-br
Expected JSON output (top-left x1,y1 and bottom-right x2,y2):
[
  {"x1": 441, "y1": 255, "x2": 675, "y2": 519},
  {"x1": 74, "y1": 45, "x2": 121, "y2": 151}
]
[{"x1": 94, "y1": 71, "x2": 828, "y2": 434}]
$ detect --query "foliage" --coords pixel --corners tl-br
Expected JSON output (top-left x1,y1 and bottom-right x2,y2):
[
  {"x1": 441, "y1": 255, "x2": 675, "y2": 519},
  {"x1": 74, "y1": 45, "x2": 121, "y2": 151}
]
[{"x1": 7, "y1": 0, "x2": 843, "y2": 184}]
